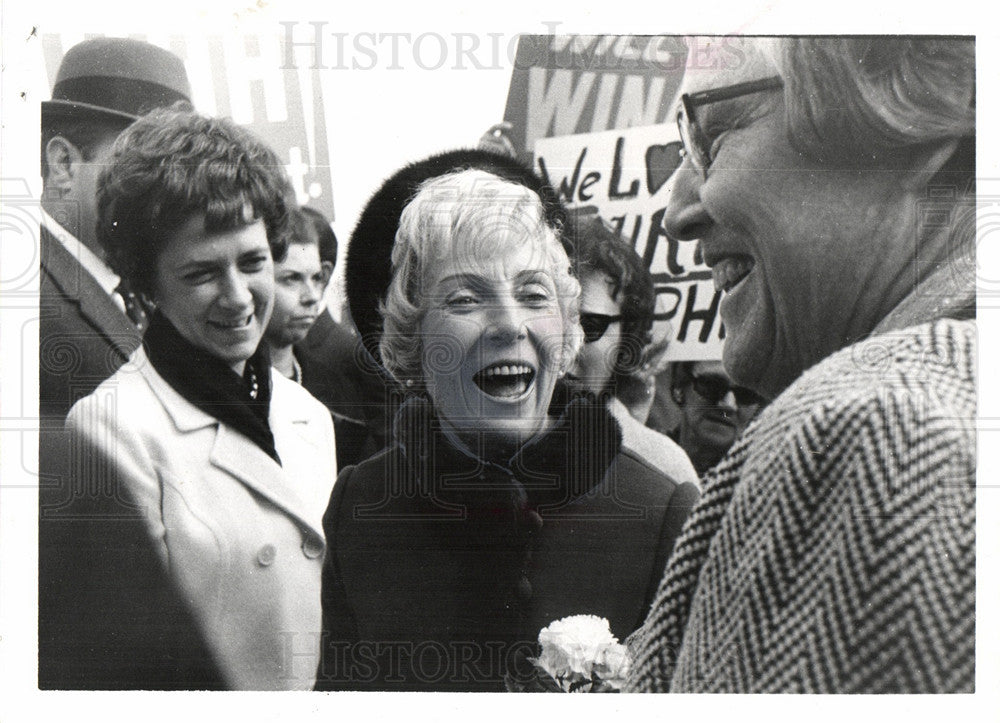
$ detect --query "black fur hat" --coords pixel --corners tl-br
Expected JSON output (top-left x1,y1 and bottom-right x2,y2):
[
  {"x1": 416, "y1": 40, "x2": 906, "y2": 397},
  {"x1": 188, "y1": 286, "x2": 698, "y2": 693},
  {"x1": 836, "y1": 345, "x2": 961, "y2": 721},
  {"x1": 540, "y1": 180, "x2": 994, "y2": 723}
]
[{"x1": 346, "y1": 148, "x2": 569, "y2": 366}]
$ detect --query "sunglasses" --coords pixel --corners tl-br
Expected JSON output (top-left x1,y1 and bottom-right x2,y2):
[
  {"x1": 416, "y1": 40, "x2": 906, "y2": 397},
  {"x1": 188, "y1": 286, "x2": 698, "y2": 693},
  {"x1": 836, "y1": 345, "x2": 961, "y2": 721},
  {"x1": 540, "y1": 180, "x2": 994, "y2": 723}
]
[
  {"x1": 691, "y1": 374, "x2": 763, "y2": 406},
  {"x1": 677, "y1": 75, "x2": 784, "y2": 178},
  {"x1": 580, "y1": 313, "x2": 625, "y2": 343}
]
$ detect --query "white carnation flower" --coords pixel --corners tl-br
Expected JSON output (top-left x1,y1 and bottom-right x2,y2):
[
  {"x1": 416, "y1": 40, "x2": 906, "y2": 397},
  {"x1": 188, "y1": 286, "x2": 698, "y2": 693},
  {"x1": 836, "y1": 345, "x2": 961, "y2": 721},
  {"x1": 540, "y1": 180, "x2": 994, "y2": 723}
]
[{"x1": 531, "y1": 615, "x2": 631, "y2": 692}]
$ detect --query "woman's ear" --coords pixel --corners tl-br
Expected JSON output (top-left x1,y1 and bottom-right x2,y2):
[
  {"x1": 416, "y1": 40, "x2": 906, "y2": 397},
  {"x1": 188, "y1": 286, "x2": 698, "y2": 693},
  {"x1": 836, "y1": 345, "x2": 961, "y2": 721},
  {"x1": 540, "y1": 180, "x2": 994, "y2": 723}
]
[
  {"x1": 671, "y1": 387, "x2": 685, "y2": 405},
  {"x1": 44, "y1": 136, "x2": 83, "y2": 192}
]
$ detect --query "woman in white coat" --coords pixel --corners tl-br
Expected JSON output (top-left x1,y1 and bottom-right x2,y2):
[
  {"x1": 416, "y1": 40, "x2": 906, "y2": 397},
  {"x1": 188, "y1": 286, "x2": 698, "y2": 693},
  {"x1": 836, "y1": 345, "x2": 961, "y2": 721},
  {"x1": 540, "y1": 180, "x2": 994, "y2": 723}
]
[{"x1": 61, "y1": 108, "x2": 337, "y2": 690}]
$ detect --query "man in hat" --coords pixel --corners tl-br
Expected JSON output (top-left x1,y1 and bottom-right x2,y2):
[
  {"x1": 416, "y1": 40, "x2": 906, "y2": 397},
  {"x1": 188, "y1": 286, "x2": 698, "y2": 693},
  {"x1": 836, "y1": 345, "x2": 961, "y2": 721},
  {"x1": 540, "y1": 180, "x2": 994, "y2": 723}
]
[{"x1": 40, "y1": 36, "x2": 193, "y2": 419}]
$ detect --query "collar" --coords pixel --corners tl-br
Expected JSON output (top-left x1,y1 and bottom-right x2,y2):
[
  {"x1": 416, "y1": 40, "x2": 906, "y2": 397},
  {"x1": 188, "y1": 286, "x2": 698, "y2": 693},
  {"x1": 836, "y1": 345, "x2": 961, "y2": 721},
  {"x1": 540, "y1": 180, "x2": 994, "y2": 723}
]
[
  {"x1": 41, "y1": 208, "x2": 120, "y2": 297},
  {"x1": 392, "y1": 394, "x2": 622, "y2": 512}
]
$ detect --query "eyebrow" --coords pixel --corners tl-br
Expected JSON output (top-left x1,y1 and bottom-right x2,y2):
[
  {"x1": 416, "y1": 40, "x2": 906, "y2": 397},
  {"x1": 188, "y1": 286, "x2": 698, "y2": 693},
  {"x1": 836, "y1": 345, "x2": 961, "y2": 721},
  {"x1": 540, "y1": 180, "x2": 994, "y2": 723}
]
[
  {"x1": 176, "y1": 247, "x2": 269, "y2": 272},
  {"x1": 436, "y1": 269, "x2": 554, "y2": 287}
]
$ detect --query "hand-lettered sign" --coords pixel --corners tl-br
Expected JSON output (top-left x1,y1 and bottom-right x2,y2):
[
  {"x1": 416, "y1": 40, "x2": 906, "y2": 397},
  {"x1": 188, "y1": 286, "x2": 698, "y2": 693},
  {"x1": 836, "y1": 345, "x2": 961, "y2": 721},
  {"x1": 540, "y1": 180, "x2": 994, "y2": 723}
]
[{"x1": 535, "y1": 125, "x2": 724, "y2": 361}]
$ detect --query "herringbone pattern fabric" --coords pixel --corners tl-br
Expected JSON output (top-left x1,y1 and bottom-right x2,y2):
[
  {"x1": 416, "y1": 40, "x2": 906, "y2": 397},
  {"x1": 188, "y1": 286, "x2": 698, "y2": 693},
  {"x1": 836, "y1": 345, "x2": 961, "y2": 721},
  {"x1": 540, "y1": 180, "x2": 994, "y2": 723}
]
[{"x1": 628, "y1": 319, "x2": 976, "y2": 693}]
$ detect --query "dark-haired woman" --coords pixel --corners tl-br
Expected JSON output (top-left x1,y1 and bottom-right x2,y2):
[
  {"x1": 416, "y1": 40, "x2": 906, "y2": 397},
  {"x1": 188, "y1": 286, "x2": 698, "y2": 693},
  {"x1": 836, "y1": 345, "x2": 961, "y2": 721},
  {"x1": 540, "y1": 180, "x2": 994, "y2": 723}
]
[{"x1": 64, "y1": 108, "x2": 337, "y2": 690}]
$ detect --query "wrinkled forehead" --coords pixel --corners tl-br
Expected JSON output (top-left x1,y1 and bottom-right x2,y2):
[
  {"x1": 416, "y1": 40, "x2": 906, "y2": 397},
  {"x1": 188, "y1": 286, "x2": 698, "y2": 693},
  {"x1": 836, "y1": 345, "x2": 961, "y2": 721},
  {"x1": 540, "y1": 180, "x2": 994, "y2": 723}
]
[{"x1": 677, "y1": 36, "x2": 779, "y2": 95}]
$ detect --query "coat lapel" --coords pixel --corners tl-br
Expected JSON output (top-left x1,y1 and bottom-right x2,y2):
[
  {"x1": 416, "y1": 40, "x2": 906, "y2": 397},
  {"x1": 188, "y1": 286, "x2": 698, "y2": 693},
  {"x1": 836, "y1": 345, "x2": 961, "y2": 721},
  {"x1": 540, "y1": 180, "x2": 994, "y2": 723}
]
[
  {"x1": 138, "y1": 350, "x2": 326, "y2": 539},
  {"x1": 209, "y1": 424, "x2": 323, "y2": 539},
  {"x1": 41, "y1": 229, "x2": 140, "y2": 350}
]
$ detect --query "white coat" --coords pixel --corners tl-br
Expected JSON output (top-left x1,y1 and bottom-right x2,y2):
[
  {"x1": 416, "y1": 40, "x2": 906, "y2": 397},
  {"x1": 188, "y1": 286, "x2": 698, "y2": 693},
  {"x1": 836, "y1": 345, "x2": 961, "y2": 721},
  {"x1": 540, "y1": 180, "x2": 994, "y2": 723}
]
[{"x1": 65, "y1": 346, "x2": 337, "y2": 690}]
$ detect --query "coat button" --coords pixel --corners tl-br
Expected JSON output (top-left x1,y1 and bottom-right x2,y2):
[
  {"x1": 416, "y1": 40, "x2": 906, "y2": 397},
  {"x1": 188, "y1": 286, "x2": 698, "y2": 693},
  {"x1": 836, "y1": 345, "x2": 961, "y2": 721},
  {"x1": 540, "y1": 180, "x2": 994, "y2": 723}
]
[
  {"x1": 257, "y1": 544, "x2": 277, "y2": 566},
  {"x1": 302, "y1": 536, "x2": 324, "y2": 559}
]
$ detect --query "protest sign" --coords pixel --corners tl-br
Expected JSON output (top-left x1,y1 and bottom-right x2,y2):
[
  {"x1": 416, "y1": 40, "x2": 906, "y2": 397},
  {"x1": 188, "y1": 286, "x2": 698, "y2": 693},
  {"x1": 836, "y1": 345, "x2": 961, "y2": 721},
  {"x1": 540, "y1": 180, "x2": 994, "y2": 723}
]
[
  {"x1": 535, "y1": 125, "x2": 724, "y2": 361},
  {"x1": 505, "y1": 34, "x2": 724, "y2": 361}
]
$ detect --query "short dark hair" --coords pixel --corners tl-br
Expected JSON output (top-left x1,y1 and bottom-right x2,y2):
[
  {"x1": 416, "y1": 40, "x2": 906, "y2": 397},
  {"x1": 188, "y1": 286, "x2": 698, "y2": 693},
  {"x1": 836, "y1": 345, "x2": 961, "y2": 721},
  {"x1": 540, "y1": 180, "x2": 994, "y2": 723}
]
[
  {"x1": 566, "y1": 210, "x2": 655, "y2": 385},
  {"x1": 296, "y1": 206, "x2": 338, "y2": 267},
  {"x1": 41, "y1": 114, "x2": 130, "y2": 181},
  {"x1": 97, "y1": 106, "x2": 293, "y2": 297}
]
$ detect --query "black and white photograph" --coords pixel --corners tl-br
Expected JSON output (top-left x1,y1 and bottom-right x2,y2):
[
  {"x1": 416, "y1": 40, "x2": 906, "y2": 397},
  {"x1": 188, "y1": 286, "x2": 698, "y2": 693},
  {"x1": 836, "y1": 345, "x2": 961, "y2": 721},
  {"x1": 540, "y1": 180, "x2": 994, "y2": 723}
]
[{"x1": 0, "y1": 0, "x2": 996, "y2": 719}]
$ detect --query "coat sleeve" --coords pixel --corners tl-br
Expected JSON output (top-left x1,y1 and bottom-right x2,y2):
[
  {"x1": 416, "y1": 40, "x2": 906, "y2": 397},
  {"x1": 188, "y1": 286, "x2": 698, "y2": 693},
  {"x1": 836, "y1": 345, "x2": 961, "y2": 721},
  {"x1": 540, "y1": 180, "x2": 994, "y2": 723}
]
[
  {"x1": 39, "y1": 392, "x2": 223, "y2": 689},
  {"x1": 315, "y1": 464, "x2": 362, "y2": 690}
]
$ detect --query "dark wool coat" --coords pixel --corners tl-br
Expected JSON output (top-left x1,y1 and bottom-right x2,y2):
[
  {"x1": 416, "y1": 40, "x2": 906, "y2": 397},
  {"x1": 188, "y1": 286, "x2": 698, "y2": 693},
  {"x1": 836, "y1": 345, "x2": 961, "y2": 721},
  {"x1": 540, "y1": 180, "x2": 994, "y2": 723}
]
[{"x1": 317, "y1": 398, "x2": 699, "y2": 691}]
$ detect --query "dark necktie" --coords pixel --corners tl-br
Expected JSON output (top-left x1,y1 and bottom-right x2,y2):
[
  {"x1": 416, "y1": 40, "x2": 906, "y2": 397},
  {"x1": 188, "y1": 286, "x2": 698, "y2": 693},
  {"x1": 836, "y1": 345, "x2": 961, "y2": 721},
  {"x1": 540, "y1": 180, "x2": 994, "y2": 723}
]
[{"x1": 115, "y1": 282, "x2": 149, "y2": 332}]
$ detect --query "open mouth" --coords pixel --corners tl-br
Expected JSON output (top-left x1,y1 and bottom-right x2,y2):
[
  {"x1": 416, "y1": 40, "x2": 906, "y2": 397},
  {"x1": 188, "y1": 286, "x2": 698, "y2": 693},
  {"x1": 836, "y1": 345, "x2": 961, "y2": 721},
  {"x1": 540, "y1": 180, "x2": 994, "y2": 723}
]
[
  {"x1": 711, "y1": 255, "x2": 755, "y2": 294},
  {"x1": 473, "y1": 363, "x2": 536, "y2": 399}
]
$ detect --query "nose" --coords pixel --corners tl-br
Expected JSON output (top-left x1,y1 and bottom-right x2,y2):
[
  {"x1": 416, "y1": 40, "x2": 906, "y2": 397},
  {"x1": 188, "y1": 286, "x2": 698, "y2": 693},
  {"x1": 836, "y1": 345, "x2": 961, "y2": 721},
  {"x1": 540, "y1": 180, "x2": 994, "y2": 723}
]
[
  {"x1": 663, "y1": 159, "x2": 713, "y2": 242},
  {"x1": 300, "y1": 280, "x2": 322, "y2": 306},
  {"x1": 219, "y1": 269, "x2": 254, "y2": 310},
  {"x1": 486, "y1": 299, "x2": 528, "y2": 344}
]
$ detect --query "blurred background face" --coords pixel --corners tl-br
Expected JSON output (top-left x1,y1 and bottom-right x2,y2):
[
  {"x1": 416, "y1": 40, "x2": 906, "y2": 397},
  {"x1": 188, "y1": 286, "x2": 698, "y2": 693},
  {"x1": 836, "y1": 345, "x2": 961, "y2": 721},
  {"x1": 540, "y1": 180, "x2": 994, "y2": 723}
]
[
  {"x1": 265, "y1": 242, "x2": 326, "y2": 348},
  {"x1": 152, "y1": 216, "x2": 273, "y2": 375},
  {"x1": 677, "y1": 361, "x2": 762, "y2": 471},
  {"x1": 566, "y1": 270, "x2": 621, "y2": 396},
  {"x1": 419, "y1": 234, "x2": 566, "y2": 449}
]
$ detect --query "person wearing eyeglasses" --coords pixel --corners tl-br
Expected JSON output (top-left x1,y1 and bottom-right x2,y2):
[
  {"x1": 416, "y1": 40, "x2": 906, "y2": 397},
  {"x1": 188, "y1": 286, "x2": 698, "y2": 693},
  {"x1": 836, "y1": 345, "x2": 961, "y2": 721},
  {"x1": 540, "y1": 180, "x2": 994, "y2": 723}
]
[
  {"x1": 667, "y1": 361, "x2": 763, "y2": 475},
  {"x1": 627, "y1": 37, "x2": 974, "y2": 694},
  {"x1": 558, "y1": 210, "x2": 698, "y2": 487}
]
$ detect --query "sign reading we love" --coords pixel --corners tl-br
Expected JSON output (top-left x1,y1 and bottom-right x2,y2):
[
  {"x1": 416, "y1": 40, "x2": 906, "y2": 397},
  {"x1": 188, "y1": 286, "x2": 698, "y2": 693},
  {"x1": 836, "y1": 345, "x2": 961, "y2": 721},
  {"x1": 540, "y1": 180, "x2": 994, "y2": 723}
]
[{"x1": 535, "y1": 125, "x2": 725, "y2": 361}]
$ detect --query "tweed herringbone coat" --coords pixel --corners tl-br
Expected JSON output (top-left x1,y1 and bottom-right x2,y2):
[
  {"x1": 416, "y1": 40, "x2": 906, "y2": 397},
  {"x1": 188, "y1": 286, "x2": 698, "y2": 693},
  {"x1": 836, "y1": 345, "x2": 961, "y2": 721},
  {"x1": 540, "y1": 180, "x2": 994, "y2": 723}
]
[{"x1": 628, "y1": 317, "x2": 976, "y2": 693}]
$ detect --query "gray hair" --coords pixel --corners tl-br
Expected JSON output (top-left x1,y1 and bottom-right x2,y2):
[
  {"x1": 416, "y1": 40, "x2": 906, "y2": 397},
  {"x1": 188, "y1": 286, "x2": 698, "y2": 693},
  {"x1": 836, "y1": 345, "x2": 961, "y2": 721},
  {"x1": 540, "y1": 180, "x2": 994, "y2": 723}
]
[
  {"x1": 757, "y1": 37, "x2": 974, "y2": 167},
  {"x1": 379, "y1": 168, "x2": 582, "y2": 385}
]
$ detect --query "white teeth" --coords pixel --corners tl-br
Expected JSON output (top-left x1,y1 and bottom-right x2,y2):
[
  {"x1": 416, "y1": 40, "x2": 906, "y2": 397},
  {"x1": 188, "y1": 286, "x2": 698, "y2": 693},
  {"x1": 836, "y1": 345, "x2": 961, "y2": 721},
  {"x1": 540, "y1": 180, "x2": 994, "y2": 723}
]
[
  {"x1": 214, "y1": 316, "x2": 252, "y2": 329},
  {"x1": 712, "y1": 257, "x2": 755, "y2": 293},
  {"x1": 482, "y1": 364, "x2": 532, "y2": 378}
]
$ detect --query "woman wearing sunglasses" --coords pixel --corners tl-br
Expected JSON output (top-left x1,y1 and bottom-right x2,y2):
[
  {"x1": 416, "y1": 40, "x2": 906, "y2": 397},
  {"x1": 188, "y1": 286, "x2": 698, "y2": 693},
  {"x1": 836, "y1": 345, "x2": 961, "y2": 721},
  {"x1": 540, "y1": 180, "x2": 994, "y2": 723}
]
[
  {"x1": 559, "y1": 210, "x2": 699, "y2": 487},
  {"x1": 317, "y1": 165, "x2": 699, "y2": 691}
]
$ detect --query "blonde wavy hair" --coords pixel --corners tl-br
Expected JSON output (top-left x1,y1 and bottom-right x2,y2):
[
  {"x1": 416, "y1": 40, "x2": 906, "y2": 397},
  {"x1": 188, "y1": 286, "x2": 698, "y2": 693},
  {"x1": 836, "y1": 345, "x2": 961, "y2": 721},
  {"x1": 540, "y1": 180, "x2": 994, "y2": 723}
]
[{"x1": 379, "y1": 169, "x2": 582, "y2": 386}]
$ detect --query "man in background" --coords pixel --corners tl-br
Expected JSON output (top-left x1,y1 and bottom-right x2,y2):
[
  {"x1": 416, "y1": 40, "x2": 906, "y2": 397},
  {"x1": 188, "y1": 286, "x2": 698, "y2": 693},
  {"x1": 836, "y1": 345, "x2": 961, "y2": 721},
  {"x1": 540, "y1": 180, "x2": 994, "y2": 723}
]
[
  {"x1": 662, "y1": 361, "x2": 764, "y2": 475},
  {"x1": 40, "y1": 36, "x2": 193, "y2": 419}
]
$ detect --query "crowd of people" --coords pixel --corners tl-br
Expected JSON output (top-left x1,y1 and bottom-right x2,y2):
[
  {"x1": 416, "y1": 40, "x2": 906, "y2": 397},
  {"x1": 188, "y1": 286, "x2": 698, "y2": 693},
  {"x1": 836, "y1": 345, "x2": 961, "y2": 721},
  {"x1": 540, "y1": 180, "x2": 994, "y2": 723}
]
[{"x1": 37, "y1": 35, "x2": 976, "y2": 693}]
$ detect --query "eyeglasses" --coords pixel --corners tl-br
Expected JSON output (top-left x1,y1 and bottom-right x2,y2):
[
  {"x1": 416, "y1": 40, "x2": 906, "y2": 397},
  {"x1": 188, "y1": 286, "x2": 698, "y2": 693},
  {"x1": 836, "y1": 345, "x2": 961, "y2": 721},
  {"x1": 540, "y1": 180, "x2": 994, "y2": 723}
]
[
  {"x1": 580, "y1": 313, "x2": 625, "y2": 343},
  {"x1": 690, "y1": 374, "x2": 764, "y2": 407},
  {"x1": 677, "y1": 75, "x2": 784, "y2": 178}
]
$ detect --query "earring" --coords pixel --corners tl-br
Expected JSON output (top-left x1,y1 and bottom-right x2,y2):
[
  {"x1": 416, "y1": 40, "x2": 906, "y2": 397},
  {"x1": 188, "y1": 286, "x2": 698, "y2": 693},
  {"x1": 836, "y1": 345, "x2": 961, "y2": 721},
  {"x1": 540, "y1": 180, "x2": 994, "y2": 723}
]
[{"x1": 671, "y1": 388, "x2": 684, "y2": 405}]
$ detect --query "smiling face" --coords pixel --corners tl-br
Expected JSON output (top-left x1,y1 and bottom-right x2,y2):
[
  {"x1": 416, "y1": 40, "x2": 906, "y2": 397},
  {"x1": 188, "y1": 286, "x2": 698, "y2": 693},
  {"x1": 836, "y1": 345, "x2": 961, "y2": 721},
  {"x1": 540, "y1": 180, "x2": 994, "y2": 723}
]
[
  {"x1": 265, "y1": 242, "x2": 326, "y2": 348},
  {"x1": 152, "y1": 216, "x2": 273, "y2": 375},
  {"x1": 665, "y1": 42, "x2": 924, "y2": 398},
  {"x1": 419, "y1": 236, "x2": 567, "y2": 452},
  {"x1": 566, "y1": 270, "x2": 622, "y2": 396}
]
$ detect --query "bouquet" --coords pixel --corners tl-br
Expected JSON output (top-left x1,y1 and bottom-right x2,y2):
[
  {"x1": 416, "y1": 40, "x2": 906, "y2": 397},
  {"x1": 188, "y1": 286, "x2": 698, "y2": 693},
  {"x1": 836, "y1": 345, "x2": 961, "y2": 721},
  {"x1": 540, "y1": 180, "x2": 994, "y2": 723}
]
[{"x1": 507, "y1": 615, "x2": 631, "y2": 692}]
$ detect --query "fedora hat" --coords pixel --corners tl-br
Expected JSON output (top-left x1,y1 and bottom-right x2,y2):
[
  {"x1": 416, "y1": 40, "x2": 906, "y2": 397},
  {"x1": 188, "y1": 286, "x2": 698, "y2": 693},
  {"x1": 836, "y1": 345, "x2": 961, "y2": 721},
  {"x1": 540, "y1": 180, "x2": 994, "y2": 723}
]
[
  {"x1": 346, "y1": 148, "x2": 569, "y2": 368},
  {"x1": 43, "y1": 37, "x2": 192, "y2": 122}
]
